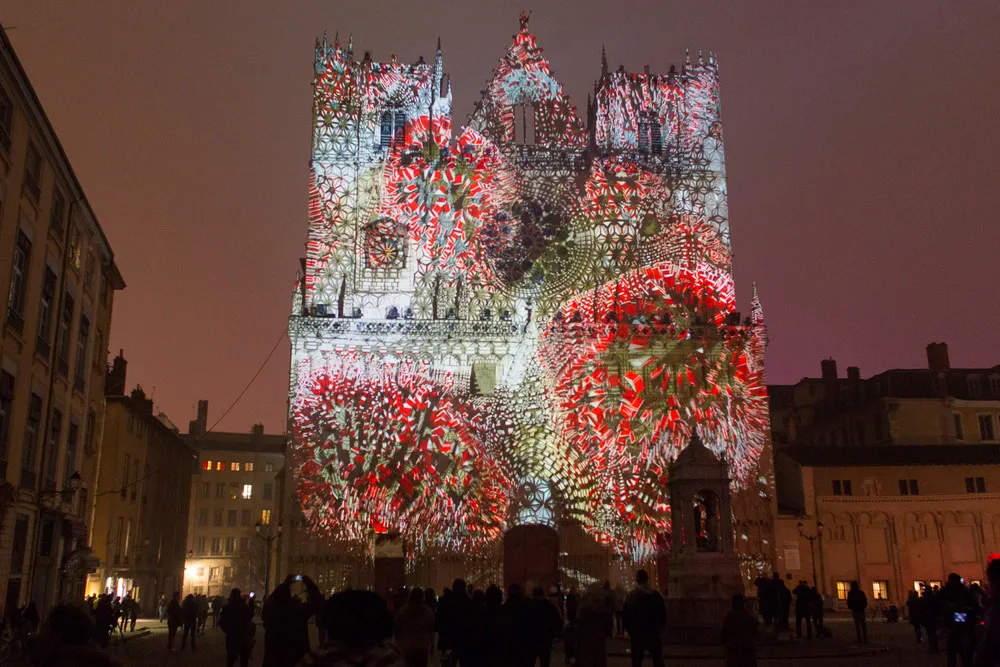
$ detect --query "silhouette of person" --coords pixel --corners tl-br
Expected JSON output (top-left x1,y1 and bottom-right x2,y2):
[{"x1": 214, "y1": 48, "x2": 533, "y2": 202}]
[
  {"x1": 623, "y1": 570, "x2": 665, "y2": 667},
  {"x1": 721, "y1": 595, "x2": 757, "y2": 667},
  {"x1": 394, "y1": 587, "x2": 435, "y2": 667},
  {"x1": 180, "y1": 593, "x2": 198, "y2": 650},
  {"x1": 220, "y1": 588, "x2": 254, "y2": 667},
  {"x1": 298, "y1": 590, "x2": 403, "y2": 667}
]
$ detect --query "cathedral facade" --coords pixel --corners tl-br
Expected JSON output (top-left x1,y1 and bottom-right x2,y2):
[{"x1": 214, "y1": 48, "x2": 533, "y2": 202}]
[{"x1": 285, "y1": 15, "x2": 773, "y2": 591}]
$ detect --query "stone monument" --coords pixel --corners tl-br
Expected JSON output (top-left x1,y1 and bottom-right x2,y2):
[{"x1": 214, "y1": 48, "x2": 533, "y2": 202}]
[{"x1": 665, "y1": 432, "x2": 744, "y2": 642}]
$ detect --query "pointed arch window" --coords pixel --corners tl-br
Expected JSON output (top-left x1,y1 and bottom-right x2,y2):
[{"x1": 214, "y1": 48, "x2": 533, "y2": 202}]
[{"x1": 380, "y1": 109, "x2": 406, "y2": 149}]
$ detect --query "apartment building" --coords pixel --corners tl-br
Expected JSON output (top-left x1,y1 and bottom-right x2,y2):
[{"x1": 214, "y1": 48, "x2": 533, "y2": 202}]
[
  {"x1": 771, "y1": 343, "x2": 1000, "y2": 607},
  {"x1": 182, "y1": 401, "x2": 283, "y2": 597},
  {"x1": 86, "y1": 354, "x2": 194, "y2": 607},
  {"x1": 0, "y1": 27, "x2": 125, "y2": 616}
]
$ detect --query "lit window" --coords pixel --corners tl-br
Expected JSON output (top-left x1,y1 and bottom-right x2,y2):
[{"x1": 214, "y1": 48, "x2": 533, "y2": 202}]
[
  {"x1": 202, "y1": 460, "x2": 212, "y2": 471},
  {"x1": 872, "y1": 581, "x2": 889, "y2": 601},
  {"x1": 242, "y1": 484, "x2": 252, "y2": 500},
  {"x1": 245, "y1": 462, "x2": 254, "y2": 472},
  {"x1": 260, "y1": 509, "x2": 271, "y2": 525},
  {"x1": 215, "y1": 461, "x2": 224, "y2": 471},
  {"x1": 230, "y1": 462, "x2": 240, "y2": 472},
  {"x1": 836, "y1": 581, "x2": 850, "y2": 601},
  {"x1": 229, "y1": 483, "x2": 239, "y2": 499}
]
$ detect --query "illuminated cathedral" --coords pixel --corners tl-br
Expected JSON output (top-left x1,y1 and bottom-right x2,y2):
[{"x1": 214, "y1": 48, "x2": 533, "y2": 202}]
[{"x1": 286, "y1": 14, "x2": 774, "y2": 590}]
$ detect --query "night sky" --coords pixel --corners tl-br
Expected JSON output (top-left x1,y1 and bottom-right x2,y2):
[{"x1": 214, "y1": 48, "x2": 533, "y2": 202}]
[{"x1": 3, "y1": 1, "x2": 998, "y2": 433}]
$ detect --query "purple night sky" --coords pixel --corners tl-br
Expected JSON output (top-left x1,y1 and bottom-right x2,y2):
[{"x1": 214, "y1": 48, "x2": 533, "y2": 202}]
[{"x1": 3, "y1": 1, "x2": 998, "y2": 433}]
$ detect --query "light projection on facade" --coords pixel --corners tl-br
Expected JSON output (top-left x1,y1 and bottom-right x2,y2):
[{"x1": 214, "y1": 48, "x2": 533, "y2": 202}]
[{"x1": 289, "y1": 14, "x2": 769, "y2": 563}]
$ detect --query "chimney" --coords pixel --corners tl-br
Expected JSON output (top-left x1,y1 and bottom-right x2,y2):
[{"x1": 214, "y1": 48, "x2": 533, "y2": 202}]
[
  {"x1": 820, "y1": 358, "x2": 838, "y2": 382},
  {"x1": 189, "y1": 399, "x2": 209, "y2": 436},
  {"x1": 847, "y1": 366, "x2": 861, "y2": 381},
  {"x1": 926, "y1": 342, "x2": 950, "y2": 372},
  {"x1": 105, "y1": 350, "x2": 127, "y2": 396},
  {"x1": 251, "y1": 423, "x2": 264, "y2": 437}
]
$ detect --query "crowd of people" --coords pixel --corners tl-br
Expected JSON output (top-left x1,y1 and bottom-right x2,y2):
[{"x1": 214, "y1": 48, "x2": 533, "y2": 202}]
[{"x1": 10, "y1": 557, "x2": 1000, "y2": 667}]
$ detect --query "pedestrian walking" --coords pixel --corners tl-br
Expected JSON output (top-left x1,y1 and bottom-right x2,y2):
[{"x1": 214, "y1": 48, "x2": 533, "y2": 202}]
[
  {"x1": 158, "y1": 594, "x2": 167, "y2": 624},
  {"x1": 846, "y1": 581, "x2": 868, "y2": 644},
  {"x1": 721, "y1": 595, "x2": 757, "y2": 667},
  {"x1": 165, "y1": 592, "x2": 182, "y2": 652},
  {"x1": 613, "y1": 583, "x2": 626, "y2": 637},
  {"x1": 623, "y1": 569, "x2": 666, "y2": 667},
  {"x1": 394, "y1": 588, "x2": 435, "y2": 667},
  {"x1": 220, "y1": 588, "x2": 254, "y2": 667},
  {"x1": 180, "y1": 593, "x2": 199, "y2": 650}
]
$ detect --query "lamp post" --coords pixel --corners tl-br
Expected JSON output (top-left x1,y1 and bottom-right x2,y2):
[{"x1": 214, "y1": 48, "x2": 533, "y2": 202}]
[
  {"x1": 254, "y1": 522, "x2": 281, "y2": 596},
  {"x1": 798, "y1": 520, "x2": 823, "y2": 589}
]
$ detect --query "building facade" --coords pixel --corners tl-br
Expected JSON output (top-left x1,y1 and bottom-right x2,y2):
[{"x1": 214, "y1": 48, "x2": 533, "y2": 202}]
[
  {"x1": 771, "y1": 343, "x2": 1000, "y2": 607},
  {"x1": 0, "y1": 27, "x2": 125, "y2": 616},
  {"x1": 182, "y1": 402, "x2": 284, "y2": 598},
  {"x1": 86, "y1": 354, "x2": 195, "y2": 608},
  {"x1": 285, "y1": 14, "x2": 773, "y2": 590}
]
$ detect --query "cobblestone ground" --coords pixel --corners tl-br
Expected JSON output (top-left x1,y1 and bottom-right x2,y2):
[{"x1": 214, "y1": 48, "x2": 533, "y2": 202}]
[{"x1": 106, "y1": 615, "x2": 955, "y2": 667}]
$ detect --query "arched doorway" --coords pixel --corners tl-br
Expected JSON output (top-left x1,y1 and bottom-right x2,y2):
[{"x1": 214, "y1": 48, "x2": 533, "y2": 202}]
[{"x1": 503, "y1": 524, "x2": 559, "y2": 592}]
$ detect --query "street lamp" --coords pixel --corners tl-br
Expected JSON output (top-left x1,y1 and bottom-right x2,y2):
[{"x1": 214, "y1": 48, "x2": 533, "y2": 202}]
[
  {"x1": 798, "y1": 520, "x2": 823, "y2": 589},
  {"x1": 255, "y1": 522, "x2": 281, "y2": 596},
  {"x1": 38, "y1": 471, "x2": 81, "y2": 500}
]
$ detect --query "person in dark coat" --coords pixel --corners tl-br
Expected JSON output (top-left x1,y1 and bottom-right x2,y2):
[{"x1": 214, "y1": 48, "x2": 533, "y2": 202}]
[
  {"x1": 180, "y1": 593, "x2": 199, "y2": 650},
  {"x1": 846, "y1": 581, "x2": 868, "y2": 644},
  {"x1": 436, "y1": 579, "x2": 475, "y2": 667},
  {"x1": 575, "y1": 583, "x2": 613, "y2": 667},
  {"x1": 920, "y1": 586, "x2": 940, "y2": 653},
  {"x1": 34, "y1": 604, "x2": 123, "y2": 667},
  {"x1": 623, "y1": 570, "x2": 666, "y2": 667},
  {"x1": 394, "y1": 587, "x2": 435, "y2": 667},
  {"x1": 793, "y1": 581, "x2": 812, "y2": 639},
  {"x1": 906, "y1": 590, "x2": 922, "y2": 642},
  {"x1": 499, "y1": 584, "x2": 532, "y2": 667},
  {"x1": 775, "y1": 578, "x2": 792, "y2": 631},
  {"x1": 165, "y1": 592, "x2": 182, "y2": 651},
  {"x1": 810, "y1": 587, "x2": 825, "y2": 636},
  {"x1": 483, "y1": 585, "x2": 504, "y2": 667},
  {"x1": 297, "y1": 590, "x2": 404, "y2": 667},
  {"x1": 939, "y1": 573, "x2": 978, "y2": 667},
  {"x1": 94, "y1": 595, "x2": 114, "y2": 650},
  {"x1": 526, "y1": 586, "x2": 562, "y2": 667},
  {"x1": 721, "y1": 595, "x2": 757, "y2": 667},
  {"x1": 220, "y1": 588, "x2": 254, "y2": 667},
  {"x1": 261, "y1": 574, "x2": 323, "y2": 667}
]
